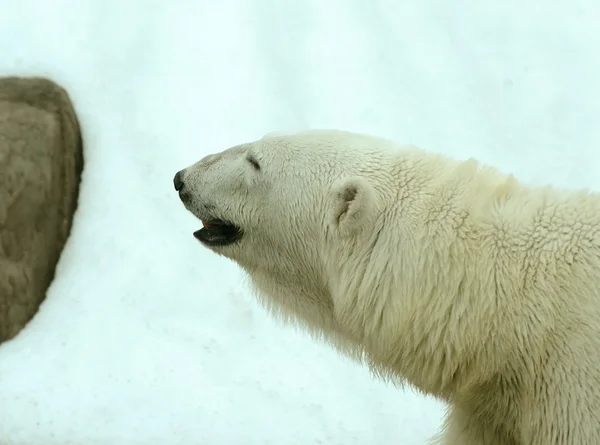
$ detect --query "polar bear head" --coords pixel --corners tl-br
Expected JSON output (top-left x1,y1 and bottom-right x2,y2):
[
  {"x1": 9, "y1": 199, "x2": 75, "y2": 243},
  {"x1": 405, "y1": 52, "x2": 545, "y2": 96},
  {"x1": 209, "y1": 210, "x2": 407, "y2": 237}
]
[
  {"x1": 174, "y1": 130, "x2": 521, "y2": 404},
  {"x1": 174, "y1": 129, "x2": 392, "y2": 335}
]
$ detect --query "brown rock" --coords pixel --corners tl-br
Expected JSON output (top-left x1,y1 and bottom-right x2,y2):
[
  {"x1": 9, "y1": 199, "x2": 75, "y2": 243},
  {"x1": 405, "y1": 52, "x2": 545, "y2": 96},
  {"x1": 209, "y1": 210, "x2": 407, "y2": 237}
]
[{"x1": 0, "y1": 77, "x2": 84, "y2": 342}]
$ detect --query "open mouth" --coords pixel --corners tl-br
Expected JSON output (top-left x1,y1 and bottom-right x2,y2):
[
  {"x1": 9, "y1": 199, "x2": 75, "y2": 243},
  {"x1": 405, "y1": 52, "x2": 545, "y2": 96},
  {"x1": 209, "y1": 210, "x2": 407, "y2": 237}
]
[{"x1": 193, "y1": 219, "x2": 243, "y2": 247}]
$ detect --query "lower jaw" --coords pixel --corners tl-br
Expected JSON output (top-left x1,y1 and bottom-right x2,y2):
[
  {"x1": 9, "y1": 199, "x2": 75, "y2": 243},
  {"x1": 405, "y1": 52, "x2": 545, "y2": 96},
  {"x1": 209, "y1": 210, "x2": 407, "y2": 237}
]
[{"x1": 193, "y1": 226, "x2": 242, "y2": 247}]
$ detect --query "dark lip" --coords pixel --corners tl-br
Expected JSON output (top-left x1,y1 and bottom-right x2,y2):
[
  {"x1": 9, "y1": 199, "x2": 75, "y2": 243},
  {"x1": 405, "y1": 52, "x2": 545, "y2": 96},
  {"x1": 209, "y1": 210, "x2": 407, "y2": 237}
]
[{"x1": 193, "y1": 219, "x2": 243, "y2": 247}]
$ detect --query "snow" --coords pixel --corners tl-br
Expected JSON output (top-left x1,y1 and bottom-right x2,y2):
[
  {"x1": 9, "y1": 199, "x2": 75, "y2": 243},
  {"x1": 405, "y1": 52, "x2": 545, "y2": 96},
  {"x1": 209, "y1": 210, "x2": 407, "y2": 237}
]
[{"x1": 0, "y1": 0, "x2": 599, "y2": 443}]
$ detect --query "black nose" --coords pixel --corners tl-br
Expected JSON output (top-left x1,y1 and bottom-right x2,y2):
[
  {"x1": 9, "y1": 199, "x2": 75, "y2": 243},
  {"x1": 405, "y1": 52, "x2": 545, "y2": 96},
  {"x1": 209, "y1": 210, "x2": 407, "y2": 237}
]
[{"x1": 173, "y1": 171, "x2": 184, "y2": 191}]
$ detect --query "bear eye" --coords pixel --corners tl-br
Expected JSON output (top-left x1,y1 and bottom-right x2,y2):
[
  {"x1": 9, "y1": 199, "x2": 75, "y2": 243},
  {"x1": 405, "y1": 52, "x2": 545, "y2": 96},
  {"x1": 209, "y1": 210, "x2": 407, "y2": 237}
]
[{"x1": 247, "y1": 155, "x2": 261, "y2": 171}]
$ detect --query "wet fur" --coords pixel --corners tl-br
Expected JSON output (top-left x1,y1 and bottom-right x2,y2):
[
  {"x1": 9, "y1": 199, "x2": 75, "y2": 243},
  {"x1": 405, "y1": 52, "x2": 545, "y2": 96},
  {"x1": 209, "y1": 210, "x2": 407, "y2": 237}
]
[{"x1": 178, "y1": 130, "x2": 600, "y2": 444}]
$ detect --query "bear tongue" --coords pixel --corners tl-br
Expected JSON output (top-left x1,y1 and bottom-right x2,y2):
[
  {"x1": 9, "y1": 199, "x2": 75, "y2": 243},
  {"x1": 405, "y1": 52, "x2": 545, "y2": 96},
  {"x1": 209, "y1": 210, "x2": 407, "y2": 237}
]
[{"x1": 201, "y1": 220, "x2": 211, "y2": 228}]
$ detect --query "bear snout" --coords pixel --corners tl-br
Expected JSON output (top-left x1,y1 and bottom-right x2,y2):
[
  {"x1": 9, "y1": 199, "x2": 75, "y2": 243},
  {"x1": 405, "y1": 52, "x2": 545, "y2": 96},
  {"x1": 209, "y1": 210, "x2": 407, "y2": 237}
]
[
  {"x1": 173, "y1": 170, "x2": 193, "y2": 205},
  {"x1": 173, "y1": 170, "x2": 185, "y2": 191}
]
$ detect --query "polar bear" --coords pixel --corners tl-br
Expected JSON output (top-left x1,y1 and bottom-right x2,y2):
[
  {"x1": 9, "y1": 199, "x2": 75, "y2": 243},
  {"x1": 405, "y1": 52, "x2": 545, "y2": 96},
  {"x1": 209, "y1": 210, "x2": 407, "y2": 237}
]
[{"x1": 173, "y1": 129, "x2": 600, "y2": 444}]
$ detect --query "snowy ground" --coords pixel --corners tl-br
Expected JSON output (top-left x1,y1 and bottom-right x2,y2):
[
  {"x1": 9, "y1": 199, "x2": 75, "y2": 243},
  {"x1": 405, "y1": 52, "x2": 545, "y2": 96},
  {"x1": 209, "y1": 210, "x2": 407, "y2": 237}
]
[{"x1": 0, "y1": 1, "x2": 599, "y2": 444}]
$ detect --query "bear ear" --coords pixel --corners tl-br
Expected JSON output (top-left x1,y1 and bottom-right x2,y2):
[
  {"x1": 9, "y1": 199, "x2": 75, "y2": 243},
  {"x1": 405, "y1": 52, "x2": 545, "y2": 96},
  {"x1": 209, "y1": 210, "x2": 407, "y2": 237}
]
[{"x1": 328, "y1": 176, "x2": 378, "y2": 237}]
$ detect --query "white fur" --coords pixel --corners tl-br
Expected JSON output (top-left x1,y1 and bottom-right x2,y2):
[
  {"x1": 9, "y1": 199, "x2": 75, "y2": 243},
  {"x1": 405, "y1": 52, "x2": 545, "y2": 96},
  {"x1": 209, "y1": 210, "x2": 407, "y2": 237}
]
[{"x1": 177, "y1": 129, "x2": 600, "y2": 444}]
